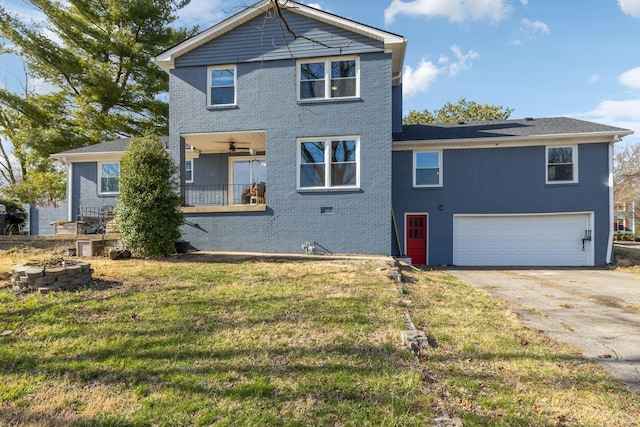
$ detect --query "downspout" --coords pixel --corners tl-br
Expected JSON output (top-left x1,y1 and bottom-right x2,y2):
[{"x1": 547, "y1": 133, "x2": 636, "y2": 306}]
[
  {"x1": 606, "y1": 140, "x2": 615, "y2": 264},
  {"x1": 66, "y1": 159, "x2": 73, "y2": 222}
]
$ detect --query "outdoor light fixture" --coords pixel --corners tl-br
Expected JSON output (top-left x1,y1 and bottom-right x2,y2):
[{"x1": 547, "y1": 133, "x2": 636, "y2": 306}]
[{"x1": 439, "y1": 204, "x2": 444, "y2": 211}]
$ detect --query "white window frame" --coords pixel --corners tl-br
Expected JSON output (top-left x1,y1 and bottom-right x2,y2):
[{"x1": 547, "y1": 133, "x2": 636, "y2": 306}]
[
  {"x1": 98, "y1": 161, "x2": 120, "y2": 195},
  {"x1": 413, "y1": 150, "x2": 442, "y2": 188},
  {"x1": 297, "y1": 56, "x2": 360, "y2": 101},
  {"x1": 185, "y1": 159, "x2": 193, "y2": 184},
  {"x1": 297, "y1": 136, "x2": 360, "y2": 190},
  {"x1": 207, "y1": 65, "x2": 237, "y2": 107},
  {"x1": 616, "y1": 217, "x2": 626, "y2": 232},
  {"x1": 228, "y1": 156, "x2": 266, "y2": 205},
  {"x1": 546, "y1": 145, "x2": 578, "y2": 184}
]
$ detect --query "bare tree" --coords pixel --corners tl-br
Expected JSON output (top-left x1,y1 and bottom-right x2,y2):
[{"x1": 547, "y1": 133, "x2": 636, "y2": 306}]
[{"x1": 614, "y1": 142, "x2": 640, "y2": 233}]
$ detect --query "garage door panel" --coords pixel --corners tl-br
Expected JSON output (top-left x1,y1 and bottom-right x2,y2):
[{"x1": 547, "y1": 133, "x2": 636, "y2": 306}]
[{"x1": 453, "y1": 214, "x2": 592, "y2": 266}]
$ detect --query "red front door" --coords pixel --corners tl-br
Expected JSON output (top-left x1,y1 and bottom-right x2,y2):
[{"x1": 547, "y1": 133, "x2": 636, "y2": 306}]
[{"x1": 406, "y1": 215, "x2": 427, "y2": 265}]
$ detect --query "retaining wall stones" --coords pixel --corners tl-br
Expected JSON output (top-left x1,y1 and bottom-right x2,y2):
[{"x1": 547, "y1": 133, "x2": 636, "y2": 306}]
[{"x1": 11, "y1": 261, "x2": 93, "y2": 294}]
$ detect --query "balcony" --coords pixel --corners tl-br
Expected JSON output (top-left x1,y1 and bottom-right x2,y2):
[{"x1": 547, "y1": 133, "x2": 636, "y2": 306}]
[{"x1": 182, "y1": 184, "x2": 266, "y2": 213}]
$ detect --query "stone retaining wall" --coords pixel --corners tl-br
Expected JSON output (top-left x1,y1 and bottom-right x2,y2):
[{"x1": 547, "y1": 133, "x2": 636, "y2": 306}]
[
  {"x1": 11, "y1": 262, "x2": 93, "y2": 294},
  {"x1": 0, "y1": 234, "x2": 121, "y2": 252}
]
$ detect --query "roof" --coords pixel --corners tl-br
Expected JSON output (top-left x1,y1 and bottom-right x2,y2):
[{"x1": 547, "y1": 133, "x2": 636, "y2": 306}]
[
  {"x1": 51, "y1": 137, "x2": 169, "y2": 162},
  {"x1": 393, "y1": 117, "x2": 634, "y2": 147},
  {"x1": 153, "y1": 0, "x2": 406, "y2": 79}
]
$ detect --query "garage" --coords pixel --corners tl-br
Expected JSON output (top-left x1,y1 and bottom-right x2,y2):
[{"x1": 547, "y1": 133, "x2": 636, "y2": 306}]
[{"x1": 453, "y1": 213, "x2": 594, "y2": 266}]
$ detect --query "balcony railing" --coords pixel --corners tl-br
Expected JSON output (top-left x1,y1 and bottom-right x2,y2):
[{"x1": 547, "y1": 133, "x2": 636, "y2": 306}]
[
  {"x1": 184, "y1": 184, "x2": 266, "y2": 207},
  {"x1": 77, "y1": 205, "x2": 116, "y2": 234}
]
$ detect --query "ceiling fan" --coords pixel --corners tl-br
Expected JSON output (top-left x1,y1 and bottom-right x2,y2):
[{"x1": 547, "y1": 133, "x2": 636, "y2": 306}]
[{"x1": 229, "y1": 141, "x2": 256, "y2": 155}]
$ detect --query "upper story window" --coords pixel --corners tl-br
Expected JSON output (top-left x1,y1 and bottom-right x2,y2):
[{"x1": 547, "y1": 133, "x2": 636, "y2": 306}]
[
  {"x1": 298, "y1": 57, "x2": 359, "y2": 100},
  {"x1": 298, "y1": 137, "x2": 359, "y2": 189},
  {"x1": 547, "y1": 146, "x2": 577, "y2": 184},
  {"x1": 208, "y1": 65, "x2": 236, "y2": 106},
  {"x1": 185, "y1": 159, "x2": 193, "y2": 183},
  {"x1": 99, "y1": 162, "x2": 120, "y2": 194},
  {"x1": 414, "y1": 151, "x2": 442, "y2": 187},
  {"x1": 616, "y1": 203, "x2": 626, "y2": 212}
]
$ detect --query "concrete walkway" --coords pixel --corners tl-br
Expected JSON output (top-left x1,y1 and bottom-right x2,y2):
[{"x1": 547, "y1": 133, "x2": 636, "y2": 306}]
[{"x1": 447, "y1": 268, "x2": 640, "y2": 393}]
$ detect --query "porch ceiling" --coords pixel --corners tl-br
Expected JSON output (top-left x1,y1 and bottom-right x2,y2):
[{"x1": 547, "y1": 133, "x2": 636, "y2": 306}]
[{"x1": 182, "y1": 131, "x2": 266, "y2": 154}]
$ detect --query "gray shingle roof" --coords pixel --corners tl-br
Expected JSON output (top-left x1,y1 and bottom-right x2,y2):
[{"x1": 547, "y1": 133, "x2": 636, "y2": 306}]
[
  {"x1": 54, "y1": 136, "x2": 169, "y2": 156},
  {"x1": 393, "y1": 117, "x2": 632, "y2": 142}
]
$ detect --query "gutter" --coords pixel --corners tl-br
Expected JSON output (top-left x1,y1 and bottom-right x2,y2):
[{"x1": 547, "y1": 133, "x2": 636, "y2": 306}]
[
  {"x1": 606, "y1": 141, "x2": 615, "y2": 264},
  {"x1": 392, "y1": 130, "x2": 634, "y2": 151},
  {"x1": 67, "y1": 163, "x2": 73, "y2": 222}
]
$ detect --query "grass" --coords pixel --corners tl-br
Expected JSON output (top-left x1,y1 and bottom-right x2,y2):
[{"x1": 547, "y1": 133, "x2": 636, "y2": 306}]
[
  {"x1": 614, "y1": 244, "x2": 640, "y2": 274},
  {"x1": 1, "y1": 248, "x2": 640, "y2": 426}
]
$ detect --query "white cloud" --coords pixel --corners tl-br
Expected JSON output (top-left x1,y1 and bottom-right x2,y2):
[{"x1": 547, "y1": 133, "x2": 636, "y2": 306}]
[
  {"x1": 521, "y1": 18, "x2": 549, "y2": 34},
  {"x1": 402, "y1": 58, "x2": 440, "y2": 97},
  {"x1": 510, "y1": 18, "x2": 549, "y2": 45},
  {"x1": 520, "y1": 0, "x2": 528, "y2": 5},
  {"x1": 305, "y1": 2, "x2": 323, "y2": 9},
  {"x1": 403, "y1": 45, "x2": 479, "y2": 97},
  {"x1": 574, "y1": 66, "x2": 640, "y2": 143},
  {"x1": 447, "y1": 44, "x2": 479, "y2": 76},
  {"x1": 588, "y1": 74, "x2": 601, "y2": 84},
  {"x1": 574, "y1": 99, "x2": 640, "y2": 143},
  {"x1": 618, "y1": 0, "x2": 640, "y2": 18},
  {"x1": 619, "y1": 66, "x2": 640, "y2": 89},
  {"x1": 384, "y1": 0, "x2": 512, "y2": 25}
]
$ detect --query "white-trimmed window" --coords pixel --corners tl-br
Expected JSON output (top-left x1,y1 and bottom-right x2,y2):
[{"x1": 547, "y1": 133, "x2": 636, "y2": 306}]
[
  {"x1": 298, "y1": 137, "x2": 359, "y2": 189},
  {"x1": 208, "y1": 65, "x2": 236, "y2": 106},
  {"x1": 617, "y1": 218, "x2": 626, "y2": 231},
  {"x1": 414, "y1": 151, "x2": 442, "y2": 187},
  {"x1": 99, "y1": 162, "x2": 120, "y2": 194},
  {"x1": 298, "y1": 57, "x2": 359, "y2": 100},
  {"x1": 229, "y1": 157, "x2": 266, "y2": 205},
  {"x1": 547, "y1": 146, "x2": 577, "y2": 183},
  {"x1": 185, "y1": 159, "x2": 193, "y2": 183}
]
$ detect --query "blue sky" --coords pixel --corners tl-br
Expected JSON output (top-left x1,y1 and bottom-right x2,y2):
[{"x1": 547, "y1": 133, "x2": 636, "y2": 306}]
[{"x1": 3, "y1": 0, "x2": 640, "y2": 144}]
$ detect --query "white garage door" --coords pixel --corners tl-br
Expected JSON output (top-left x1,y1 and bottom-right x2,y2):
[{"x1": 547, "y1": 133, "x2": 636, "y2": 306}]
[{"x1": 453, "y1": 213, "x2": 593, "y2": 266}]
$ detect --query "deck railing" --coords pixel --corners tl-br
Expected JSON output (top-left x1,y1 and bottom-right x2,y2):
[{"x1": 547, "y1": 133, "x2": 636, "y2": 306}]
[
  {"x1": 184, "y1": 184, "x2": 266, "y2": 206},
  {"x1": 77, "y1": 206, "x2": 115, "y2": 234}
]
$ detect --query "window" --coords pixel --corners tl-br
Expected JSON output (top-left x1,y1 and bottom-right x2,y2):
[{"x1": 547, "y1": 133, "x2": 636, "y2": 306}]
[
  {"x1": 547, "y1": 146, "x2": 577, "y2": 183},
  {"x1": 616, "y1": 203, "x2": 626, "y2": 212},
  {"x1": 229, "y1": 157, "x2": 266, "y2": 204},
  {"x1": 185, "y1": 160, "x2": 193, "y2": 183},
  {"x1": 99, "y1": 162, "x2": 120, "y2": 194},
  {"x1": 414, "y1": 151, "x2": 442, "y2": 187},
  {"x1": 298, "y1": 137, "x2": 359, "y2": 189},
  {"x1": 298, "y1": 57, "x2": 359, "y2": 100},
  {"x1": 617, "y1": 218, "x2": 626, "y2": 231},
  {"x1": 208, "y1": 65, "x2": 236, "y2": 106}
]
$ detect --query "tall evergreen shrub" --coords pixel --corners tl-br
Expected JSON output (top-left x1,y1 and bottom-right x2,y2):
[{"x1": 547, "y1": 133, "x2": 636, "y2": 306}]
[{"x1": 115, "y1": 135, "x2": 183, "y2": 257}]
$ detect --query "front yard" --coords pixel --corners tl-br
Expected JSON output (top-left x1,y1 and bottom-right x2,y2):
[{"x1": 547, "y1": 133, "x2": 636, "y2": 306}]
[{"x1": 1, "y1": 249, "x2": 639, "y2": 426}]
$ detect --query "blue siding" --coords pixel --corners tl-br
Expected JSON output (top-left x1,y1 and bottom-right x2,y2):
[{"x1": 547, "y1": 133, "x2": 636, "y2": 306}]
[
  {"x1": 29, "y1": 202, "x2": 68, "y2": 235},
  {"x1": 176, "y1": 11, "x2": 384, "y2": 67},
  {"x1": 392, "y1": 143, "x2": 612, "y2": 265},
  {"x1": 171, "y1": 52, "x2": 393, "y2": 254},
  {"x1": 72, "y1": 162, "x2": 118, "y2": 220}
]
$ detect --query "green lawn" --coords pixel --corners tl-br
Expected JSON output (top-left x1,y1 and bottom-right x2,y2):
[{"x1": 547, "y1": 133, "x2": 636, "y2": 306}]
[{"x1": 1, "y1": 251, "x2": 639, "y2": 426}]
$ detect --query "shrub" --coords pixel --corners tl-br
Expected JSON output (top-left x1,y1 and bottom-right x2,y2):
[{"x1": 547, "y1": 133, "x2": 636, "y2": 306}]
[{"x1": 115, "y1": 135, "x2": 183, "y2": 257}]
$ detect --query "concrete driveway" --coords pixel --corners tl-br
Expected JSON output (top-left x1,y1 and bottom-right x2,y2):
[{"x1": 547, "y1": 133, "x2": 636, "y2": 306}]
[{"x1": 447, "y1": 268, "x2": 640, "y2": 393}]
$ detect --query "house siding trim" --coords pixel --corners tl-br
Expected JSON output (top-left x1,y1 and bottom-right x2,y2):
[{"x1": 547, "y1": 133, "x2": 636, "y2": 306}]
[{"x1": 156, "y1": 1, "x2": 406, "y2": 77}]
